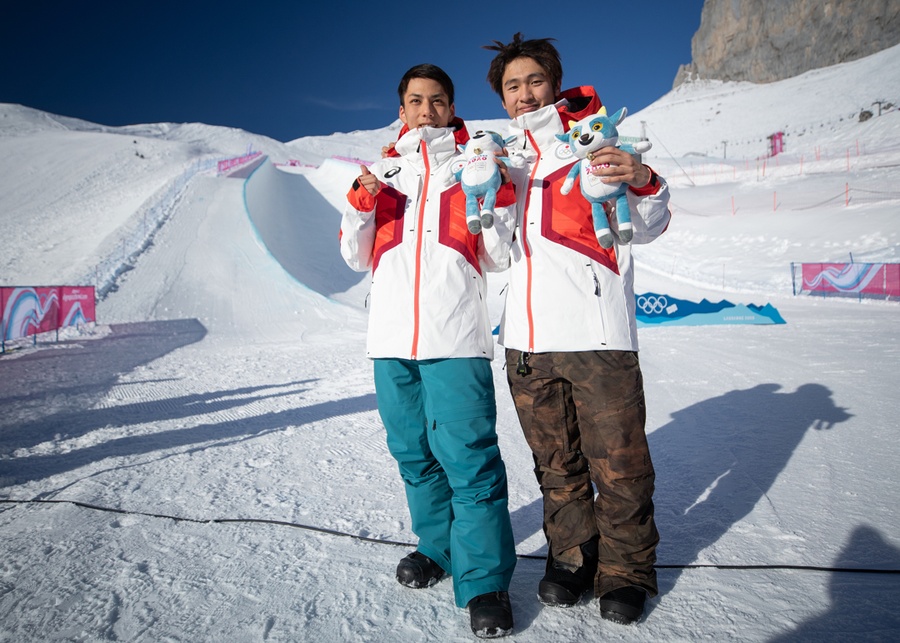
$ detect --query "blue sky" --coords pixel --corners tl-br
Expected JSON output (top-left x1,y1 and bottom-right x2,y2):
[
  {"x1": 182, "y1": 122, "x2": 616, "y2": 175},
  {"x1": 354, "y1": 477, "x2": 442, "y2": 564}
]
[{"x1": 1, "y1": 1, "x2": 705, "y2": 142}]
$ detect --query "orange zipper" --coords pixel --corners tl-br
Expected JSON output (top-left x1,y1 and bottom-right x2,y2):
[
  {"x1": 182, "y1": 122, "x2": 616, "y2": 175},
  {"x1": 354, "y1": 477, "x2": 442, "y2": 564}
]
[
  {"x1": 523, "y1": 130, "x2": 541, "y2": 352},
  {"x1": 410, "y1": 140, "x2": 431, "y2": 359}
]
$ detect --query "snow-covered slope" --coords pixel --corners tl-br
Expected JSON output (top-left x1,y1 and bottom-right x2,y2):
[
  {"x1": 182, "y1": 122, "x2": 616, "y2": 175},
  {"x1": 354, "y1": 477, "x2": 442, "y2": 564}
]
[{"x1": 621, "y1": 43, "x2": 900, "y2": 160}]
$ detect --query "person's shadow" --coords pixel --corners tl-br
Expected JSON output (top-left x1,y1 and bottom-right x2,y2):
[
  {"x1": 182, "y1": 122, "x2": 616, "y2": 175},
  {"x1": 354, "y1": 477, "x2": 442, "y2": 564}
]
[
  {"x1": 650, "y1": 383, "x2": 852, "y2": 595},
  {"x1": 0, "y1": 318, "x2": 378, "y2": 487},
  {"x1": 769, "y1": 525, "x2": 900, "y2": 641}
]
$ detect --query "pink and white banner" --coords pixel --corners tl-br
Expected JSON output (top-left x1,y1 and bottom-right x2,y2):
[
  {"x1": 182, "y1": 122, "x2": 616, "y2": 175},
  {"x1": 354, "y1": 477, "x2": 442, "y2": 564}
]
[
  {"x1": 1, "y1": 285, "x2": 96, "y2": 342},
  {"x1": 217, "y1": 151, "x2": 263, "y2": 174},
  {"x1": 800, "y1": 263, "x2": 900, "y2": 298}
]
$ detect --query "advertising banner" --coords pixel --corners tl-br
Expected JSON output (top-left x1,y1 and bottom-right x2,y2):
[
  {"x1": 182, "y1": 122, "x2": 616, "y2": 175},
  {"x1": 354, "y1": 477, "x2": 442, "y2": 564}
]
[
  {"x1": 1, "y1": 287, "x2": 59, "y2": 341},
  {"x1": 635, "y1": 292, "x2": 786, "y2": 327},
  {"x1": 801, "y1": 263, "x2": 900, "y2": 298},
  {"x1": 218, "y1": 151, "x2": 262, "y2": 174},
  {"x1": 494, "y1": 292, "x2": 786, "y2": 335},
  {"x1": 1, "y1": 285, "x2": 96, "y2": 343}
]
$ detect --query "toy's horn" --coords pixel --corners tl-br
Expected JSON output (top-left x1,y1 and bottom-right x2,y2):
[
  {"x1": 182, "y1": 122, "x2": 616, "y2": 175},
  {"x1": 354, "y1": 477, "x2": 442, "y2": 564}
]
[{"x1": 598, "y1": 106, "x2": 607, "y2": 116}]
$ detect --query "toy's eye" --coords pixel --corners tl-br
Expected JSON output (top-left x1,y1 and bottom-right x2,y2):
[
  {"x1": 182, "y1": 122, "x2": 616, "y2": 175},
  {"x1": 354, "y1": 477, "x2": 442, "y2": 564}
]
[
  {"x1": 572, "y1": 128, "x2": 581, "y2": 139},
  {"x1": 592, "y1": 122, "x2": 603, "y2": 132}
]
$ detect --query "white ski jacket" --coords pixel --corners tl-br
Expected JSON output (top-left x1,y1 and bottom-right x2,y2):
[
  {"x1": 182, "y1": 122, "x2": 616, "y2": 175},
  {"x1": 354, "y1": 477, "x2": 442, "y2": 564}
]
[
  {"x1": 499, "y1": 87, "x2": 671, "y2": 353},
  {"x1": 341, "y1": 121, "x2": 515, "y2": 360}
]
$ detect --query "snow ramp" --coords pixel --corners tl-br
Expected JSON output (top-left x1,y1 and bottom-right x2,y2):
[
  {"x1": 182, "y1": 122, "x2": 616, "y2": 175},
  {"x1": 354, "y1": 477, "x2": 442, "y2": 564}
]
[
  {"x1": 243, "y1": 159, "x2": 365, "y2": 299},
  {"x1": 97, "y1": 170, "x2": 367, "y2": 342}
]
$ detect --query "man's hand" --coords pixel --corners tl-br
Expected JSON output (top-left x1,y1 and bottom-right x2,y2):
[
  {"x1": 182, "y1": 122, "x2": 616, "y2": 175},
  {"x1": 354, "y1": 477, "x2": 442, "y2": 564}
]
[
  {"x1": 358, "y1": 165, "x2": 380, "y2": 195},
  {"x1": 589, "y1": 147, "x2": 651, "y2": 188},
  {"x1": 381, "y1": 142, "x2": 395, "y2": 158}
]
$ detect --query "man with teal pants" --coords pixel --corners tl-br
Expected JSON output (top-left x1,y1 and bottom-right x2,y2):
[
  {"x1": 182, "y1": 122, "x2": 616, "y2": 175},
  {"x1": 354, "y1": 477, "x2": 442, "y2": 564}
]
[{"x1": 340, "y1": 63, "x2": 518, "y2": 638}]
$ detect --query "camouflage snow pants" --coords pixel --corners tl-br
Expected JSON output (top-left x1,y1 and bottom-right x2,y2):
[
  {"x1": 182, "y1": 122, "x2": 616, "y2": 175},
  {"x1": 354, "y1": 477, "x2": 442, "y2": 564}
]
[{"x1": 505, "y1": 348, "x2": 659, "y2": 598}]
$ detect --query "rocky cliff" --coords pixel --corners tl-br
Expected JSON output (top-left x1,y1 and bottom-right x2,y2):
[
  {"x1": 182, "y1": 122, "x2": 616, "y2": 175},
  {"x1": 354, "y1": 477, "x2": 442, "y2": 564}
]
[{"x1": 675, "y1": 0, "x2": 900, "y2": 87}]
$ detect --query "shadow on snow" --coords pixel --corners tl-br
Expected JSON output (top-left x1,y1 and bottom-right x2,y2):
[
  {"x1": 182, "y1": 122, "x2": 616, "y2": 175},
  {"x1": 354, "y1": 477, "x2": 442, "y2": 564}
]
[
  {"x1": 770, "y1": 525, "x2": 900, "y2": 641},
  {"x1": 651, "y1": 382, "x2": 853, "y2": 594},
  {"x1": 0, "y1": 319, "x2": 377, "y2": 487}
]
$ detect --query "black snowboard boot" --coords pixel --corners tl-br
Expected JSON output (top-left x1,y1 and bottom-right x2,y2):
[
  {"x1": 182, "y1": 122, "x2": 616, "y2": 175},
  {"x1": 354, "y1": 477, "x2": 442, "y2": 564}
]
[
  {"x1": 599, "y1": 585, "x2": 646, "y2": 625},
  {"x1": 467, "y1": 591, "x2": 513, "y2": 638},
  {"x1": 538, "y1": 538, "x2": 598, "y2": 607},
  {"x1": 396, "y1": 551, "x2": 445, "y2": 589}
]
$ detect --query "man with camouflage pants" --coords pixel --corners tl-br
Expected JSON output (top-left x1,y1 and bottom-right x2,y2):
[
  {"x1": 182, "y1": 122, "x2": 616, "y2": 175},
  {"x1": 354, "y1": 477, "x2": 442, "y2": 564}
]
[{"x1": 484, "y1": 33, "x2": 672, "y2": 625}]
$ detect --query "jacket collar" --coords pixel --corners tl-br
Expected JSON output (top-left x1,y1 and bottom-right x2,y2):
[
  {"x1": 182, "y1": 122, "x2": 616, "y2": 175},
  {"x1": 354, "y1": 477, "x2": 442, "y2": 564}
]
[{"x1": 387, "y1": 116, "x2": 469, "y2": 158}]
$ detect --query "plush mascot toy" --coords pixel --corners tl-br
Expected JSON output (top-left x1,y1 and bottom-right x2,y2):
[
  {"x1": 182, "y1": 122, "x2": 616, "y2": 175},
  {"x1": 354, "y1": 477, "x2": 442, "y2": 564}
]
[
  {"x1": 556, "y1": 106, "x2": 651, "y2": 248},
  {"x1": 454, "y1": 130, "x2": 516, "y2": 234}
]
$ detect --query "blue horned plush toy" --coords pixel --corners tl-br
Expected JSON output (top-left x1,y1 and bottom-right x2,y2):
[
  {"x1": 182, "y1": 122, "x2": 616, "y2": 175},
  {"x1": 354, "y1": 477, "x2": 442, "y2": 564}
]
[
  {"x1": 453, "y1": 130, "x2": 516, "y2": 234},
  {"x1": 556, "y1": 106, "x2": 651, "y2": 248}
]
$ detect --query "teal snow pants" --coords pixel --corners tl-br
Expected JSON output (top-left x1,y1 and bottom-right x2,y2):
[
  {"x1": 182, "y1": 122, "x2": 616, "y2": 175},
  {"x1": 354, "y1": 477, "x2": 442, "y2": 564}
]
[{"x1": 373, "y1": 357, "x2": 516, "y2": 608}]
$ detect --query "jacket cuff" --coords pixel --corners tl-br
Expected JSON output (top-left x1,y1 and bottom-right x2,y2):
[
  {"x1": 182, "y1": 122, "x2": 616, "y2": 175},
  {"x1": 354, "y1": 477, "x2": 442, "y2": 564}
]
[
  {"x1": 347, "y1": 181, "x2": 377, "y2": 212},
  {"x1": 629, "y1": 167, "x2": 661, "y2": 196}
]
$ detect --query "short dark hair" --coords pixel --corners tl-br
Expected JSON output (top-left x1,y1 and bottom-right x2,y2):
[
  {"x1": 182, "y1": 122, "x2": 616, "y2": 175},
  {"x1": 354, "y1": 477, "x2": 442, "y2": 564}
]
[
  {"x1": 483, "y1": 33, "x2": 563, "y2": 97},
  {"x1": 397, "y1": 64, "x2": 455, "y2": 106}
]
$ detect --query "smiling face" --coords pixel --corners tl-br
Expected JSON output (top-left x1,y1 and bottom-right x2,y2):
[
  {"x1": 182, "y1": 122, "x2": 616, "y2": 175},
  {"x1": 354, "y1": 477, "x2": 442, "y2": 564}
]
[
  {"x1": 399, "y1": 77, "x2": 455, "y2": 130},
  {"x1": 500, "y1": 56, "x2": 559, "y2": 118}
]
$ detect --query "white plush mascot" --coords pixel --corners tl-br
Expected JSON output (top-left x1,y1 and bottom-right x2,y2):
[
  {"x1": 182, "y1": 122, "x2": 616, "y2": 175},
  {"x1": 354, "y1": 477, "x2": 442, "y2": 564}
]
[
  {"x1": 556, "y1": 106, "x2": 651, "y2": 248},
  {"x1": 454, "y1": 130, "x2": 516, "y2": 234}
]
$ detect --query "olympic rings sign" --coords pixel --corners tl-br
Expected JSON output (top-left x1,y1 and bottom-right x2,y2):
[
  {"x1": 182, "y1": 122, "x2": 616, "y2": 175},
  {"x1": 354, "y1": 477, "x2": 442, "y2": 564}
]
[{"x1": 636, "y1": 295, "x2": 669, "y2": 315}]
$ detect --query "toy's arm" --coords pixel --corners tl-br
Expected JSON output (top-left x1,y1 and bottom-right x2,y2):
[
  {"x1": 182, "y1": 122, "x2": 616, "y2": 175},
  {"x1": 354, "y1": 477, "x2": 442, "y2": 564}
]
[
  {"x1": 450, "y1": 154, "x2": 467, "y2": 183},
  {"x1": 560, "y1": 161, "x2": 581, "y2": 195},
  {"x1": 478, "y1": 194, "x2": 516, "y2": 272},
  {"x1": 618, "y1": 141, "x2": 652, "y2": 155}
]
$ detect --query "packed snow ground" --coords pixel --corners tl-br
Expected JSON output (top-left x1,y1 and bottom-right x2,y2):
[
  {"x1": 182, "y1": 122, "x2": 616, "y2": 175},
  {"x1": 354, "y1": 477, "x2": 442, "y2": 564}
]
[{"x1": 1, "y1": 45, "x2": 899, "y2": 642}]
